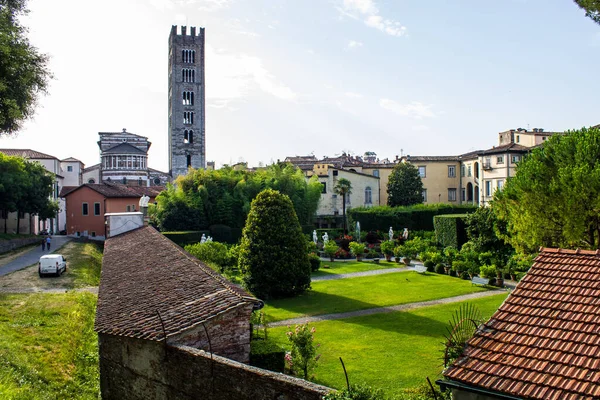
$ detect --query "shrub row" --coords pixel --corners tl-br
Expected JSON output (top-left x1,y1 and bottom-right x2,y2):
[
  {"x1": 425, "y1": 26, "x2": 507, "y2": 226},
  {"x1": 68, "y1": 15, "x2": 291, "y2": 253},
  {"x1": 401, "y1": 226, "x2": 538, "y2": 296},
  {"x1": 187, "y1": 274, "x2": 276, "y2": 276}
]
[
  {"x1": 348, "y1": 204, "x2": 477, "y2": 232},
  {"x1": 433, "y1": 214, "x2": 469, "y2": 249}
]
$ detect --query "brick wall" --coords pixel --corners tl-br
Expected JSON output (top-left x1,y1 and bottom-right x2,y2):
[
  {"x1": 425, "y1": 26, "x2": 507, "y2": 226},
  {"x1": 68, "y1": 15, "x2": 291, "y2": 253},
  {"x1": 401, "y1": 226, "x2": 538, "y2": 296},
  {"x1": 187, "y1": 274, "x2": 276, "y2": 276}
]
[{"x1": 99, "y1": 334, "x2": 331, "y2": 400}]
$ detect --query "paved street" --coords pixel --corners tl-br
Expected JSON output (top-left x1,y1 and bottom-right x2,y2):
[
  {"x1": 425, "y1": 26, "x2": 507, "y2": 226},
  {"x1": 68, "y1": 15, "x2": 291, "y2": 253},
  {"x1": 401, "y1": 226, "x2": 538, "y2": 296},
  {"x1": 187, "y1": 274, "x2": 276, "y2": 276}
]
[{"x1": 0, "y1": 236, "x2": 72, "y2": 277}]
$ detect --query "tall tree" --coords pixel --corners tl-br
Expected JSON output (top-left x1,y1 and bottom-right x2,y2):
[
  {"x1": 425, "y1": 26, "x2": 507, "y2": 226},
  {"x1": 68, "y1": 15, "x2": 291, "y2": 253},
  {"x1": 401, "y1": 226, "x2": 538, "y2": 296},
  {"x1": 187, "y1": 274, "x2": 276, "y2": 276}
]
[
  {"x1": 0, "y1": 153, "x2": 27, "y2": 232},
  {"x1": 238, "y1": 189, "x2": 311, "y2": 299},
  {"x1": 334, "y1": 178, "x2": 352, "y2": 234},
  {"x1": 574, "y1": 0, "x2": 600, "y2": 25},
  {"x1": 0, "y1": 0, "x2": 51, "y2": 135},
  {"x1": 387, "y1": 162, "x2": 424, "y2": 207},
  {"x1": 494, "y1": 126, "x2": 600, "y2": 252}
]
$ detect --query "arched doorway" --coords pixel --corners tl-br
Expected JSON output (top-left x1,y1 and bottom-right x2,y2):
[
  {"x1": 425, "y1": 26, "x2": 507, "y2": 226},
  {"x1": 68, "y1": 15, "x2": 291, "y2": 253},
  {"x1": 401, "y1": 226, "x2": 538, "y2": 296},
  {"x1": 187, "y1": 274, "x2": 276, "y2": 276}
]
[
  {"x1": 474, "y1": 162, "x2": 479, "y2": 179},
  {"x1": 467, "y1": 182, "x2": 473, "y2": 203},
  {"x1": 474, "y1": 185, "x2": 480, "y2": 204}
]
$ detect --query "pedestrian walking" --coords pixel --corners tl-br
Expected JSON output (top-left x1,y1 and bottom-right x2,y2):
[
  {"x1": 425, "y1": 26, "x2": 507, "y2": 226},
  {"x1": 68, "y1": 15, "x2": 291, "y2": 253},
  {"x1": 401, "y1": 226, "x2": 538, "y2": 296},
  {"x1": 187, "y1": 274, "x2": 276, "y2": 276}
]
[
  {"x1": 46, "y1": 236, "x2": 51, "y2": 251},
  {"x1": 41, "y1": 238, "x2": 46, "y2": 251}
]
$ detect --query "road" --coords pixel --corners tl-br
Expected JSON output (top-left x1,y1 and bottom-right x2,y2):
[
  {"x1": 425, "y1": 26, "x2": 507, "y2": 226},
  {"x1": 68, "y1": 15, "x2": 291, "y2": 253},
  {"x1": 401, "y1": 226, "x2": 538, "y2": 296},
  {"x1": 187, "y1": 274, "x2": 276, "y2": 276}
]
[{"x1": 0, "y1": 236, "x2": 72, "y2": 277}]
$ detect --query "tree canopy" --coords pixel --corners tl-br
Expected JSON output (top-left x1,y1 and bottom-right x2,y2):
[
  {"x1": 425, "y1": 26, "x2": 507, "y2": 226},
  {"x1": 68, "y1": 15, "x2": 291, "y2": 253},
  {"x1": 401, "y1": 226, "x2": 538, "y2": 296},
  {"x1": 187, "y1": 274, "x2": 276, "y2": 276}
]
[
  {"x1": 0, "y1": 0, "x2": 51, "y2": 135},
  {"x1": 494, "y1": 126, "x2": 600, "y2": 252},
  {"x1": 574, "y1": 0, "x2": 600, "y2": 25},
  {"x1": 153, "y1": 163, "x2": 322, "y2": 231},
  {"x1": 387, "y1": 162, "x2": 424, "y2": 207},
  {"x1": 238, "y1": 189, "x2": 311, "y2": 299}
]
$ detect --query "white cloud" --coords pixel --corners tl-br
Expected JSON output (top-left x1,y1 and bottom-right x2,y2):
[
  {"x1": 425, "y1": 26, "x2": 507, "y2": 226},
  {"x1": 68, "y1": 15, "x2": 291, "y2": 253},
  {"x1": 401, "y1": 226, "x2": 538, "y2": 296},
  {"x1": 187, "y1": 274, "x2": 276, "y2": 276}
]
[
  {"x1": 344, "y1": 91, "x2": 362, "y2": 98},
  {"x1": 197, "y1": 0, "x2": 232, "y2": 11},
  {"x1": 340, "y1": 0, "x2": 407, "y2": 37},
  {"x1": 347, "y1": 40, "x2": 363, "y2": 49},
  {"x1": 206, "y1": 45, "x2": 297, "y2": 104},
  {"x1": 379, "y1": 99, "x2": 436, "y2": 119}
]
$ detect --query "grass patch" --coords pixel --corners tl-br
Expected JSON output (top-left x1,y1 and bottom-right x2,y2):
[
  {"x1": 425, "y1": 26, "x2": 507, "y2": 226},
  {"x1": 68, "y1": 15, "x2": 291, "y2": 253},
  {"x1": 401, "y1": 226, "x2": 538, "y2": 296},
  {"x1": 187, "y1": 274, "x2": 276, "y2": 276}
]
[
  {"x1": 269, "y1": 293, "x2": 508, "y2": 396},
  {"x1": 264, "y1": 272, "x2": 491, "y2": 322},
  {"x1": 313, "y1": 260, "x2": 396, "y2": 277},
  {"x1": 0, "y1": 234, "x2": 36, "y2": 241},
  {"x1": 0, "y1": 292, "x2": 99, "y2": 399}
]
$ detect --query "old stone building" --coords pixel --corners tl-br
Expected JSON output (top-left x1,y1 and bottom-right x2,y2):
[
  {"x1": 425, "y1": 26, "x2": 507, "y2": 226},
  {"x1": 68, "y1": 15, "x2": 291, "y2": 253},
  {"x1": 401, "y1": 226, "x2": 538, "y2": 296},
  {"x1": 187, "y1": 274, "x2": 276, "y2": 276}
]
[{"x1": 168, "y1": 25, "x2": 206, "y2": 178}]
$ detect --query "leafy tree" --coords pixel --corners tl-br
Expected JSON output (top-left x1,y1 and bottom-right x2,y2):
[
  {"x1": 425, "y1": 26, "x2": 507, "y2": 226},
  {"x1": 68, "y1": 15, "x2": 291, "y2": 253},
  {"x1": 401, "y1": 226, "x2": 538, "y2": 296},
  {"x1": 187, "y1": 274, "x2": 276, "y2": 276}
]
[
  {"x1": 464, "y1": 206, "x2": 513, "y2": 264},
  {"x1": 334, "y1": 178, "x2": 352, "y2": 234},
  {"x1": 387, "y1": 163, "x2": 424, "y2": 207},
  {"x1": 238, "y1": 189, "x2": 311, "y2": 299},
  {"x1": 494, "y1": 126, "x2": 600, "y2": 252},
  {"x1": 0, "y1": 0, "x2": 51, "y2": 134},
  {"x1": 574, "y1": 0, "x2": 600, "y2": 25},
  {"x1": 153, "y1": 184, "x2": 205, "y2": 231}
]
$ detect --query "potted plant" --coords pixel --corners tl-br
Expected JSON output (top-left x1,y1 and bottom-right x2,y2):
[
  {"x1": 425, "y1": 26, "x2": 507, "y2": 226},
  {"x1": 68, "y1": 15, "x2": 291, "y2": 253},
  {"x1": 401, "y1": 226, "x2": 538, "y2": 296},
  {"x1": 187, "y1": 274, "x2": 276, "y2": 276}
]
[
  {"x1": 323, "y1": 240, "x2": 338, "y2": 262},
  {"x1": 349, "y1": 242, "x2": 366, "y2": 261},
  {"x1": 393, "y1": 245, "x2": 404, "y2": 263},
  {"x1": 495, "y1": 266, "x2": 505, "y2": 287},
  {"x1": 380, "y1": 241, "x2": 395, "y2": 262}
]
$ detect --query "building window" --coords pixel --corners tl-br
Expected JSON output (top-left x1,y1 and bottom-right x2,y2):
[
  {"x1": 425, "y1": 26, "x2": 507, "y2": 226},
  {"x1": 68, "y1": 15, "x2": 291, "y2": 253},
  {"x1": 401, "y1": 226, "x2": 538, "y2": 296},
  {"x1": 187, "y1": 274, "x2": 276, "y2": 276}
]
[
  {"x1": 184, "y1": 130, "x2": 194, "y2": 144},
  {"x1": 18, "y1": 211, "x2": 24, "y2": 219},
  {"x1": 542, "y1": 136, "x2": 546, "y2": 141},
  {"x1": 82, "y1": 203, "x2": 89, "y2": 216},
  {"x1": 184, "y1": 112, "x2": 194, "y2": 124},
  {"x1": 418, "y1": 166, "x2": 426, "y2": 178},
  {"x1": 497, "y1": 180, "x2": 504, "y2": 190},
  {"x1": 182, "y1": 49, "x2": 196, "y2": 63},
  {"x1": 461, "y1": 165, "x2": 465, "y2": 177},
  {"x1": 333, "y1": 170, "x2": 338, "y2": 176},
  {"x1": 126, "y1": 205, "x2": 131, "y2": 212},
  {"x1": 467, "y1": 165, "x2": 472, "y2": 177},
  {"x1": 461, "y1": 188, "x2": 466, "y2": 202},
  {"x1": 448, "y1": 188, "x2": 457, "y2": 202},
  {"x1": 497, "y1": 156, "x2": 504, "y2": 164},
  {"x1": 94, "y1": 203, "x2": 100, "y2": 216},
  {"x1": 485, "y1": 181, "x2": 492, "y2": 197},
  {"x1": 511, "y1": 155, "x2": 521, "y2": 163},
  {"x1": 345, "y1": 193, "x2": 351, "y2": 205},
  {"x1": 182, "y1": 68, "x2": 195, "y2": 83},
  {"x1": 365, "y1": 186, "x2": 372, "y2": 205},
  {"x1": 67, "y1": 166, "x2": 73, "y2": 172},
  {"x1": 182, "y1": 91, "x2": 194, "y2": 105},
  {"x1": 186, "y1": 155, "x2": 192, "y2": 167},
  {"x1": 91, "y1": 232, "x2": 96, "y2": 237},
  {"x1": 516, "y1": 135, "x2": 520, "y2": 143},
  {"x1": 448, "y1": 165, "x2": 456, "y2": 178},
  {"x1": 422, "y1": 189, "x2": 427, "y2": 202},
  {"x1": 373, "y1": 170, "x2": 379, "y2": 177},
  {"x1": 153, "y1": 177, "x2": 161, "y2": 185},
  {"x1": 321, "y1": 182, "x2": 326, "y2": 194},
  {"x1": 122, "y1": 177, "x2": 127, "y2": 184}
]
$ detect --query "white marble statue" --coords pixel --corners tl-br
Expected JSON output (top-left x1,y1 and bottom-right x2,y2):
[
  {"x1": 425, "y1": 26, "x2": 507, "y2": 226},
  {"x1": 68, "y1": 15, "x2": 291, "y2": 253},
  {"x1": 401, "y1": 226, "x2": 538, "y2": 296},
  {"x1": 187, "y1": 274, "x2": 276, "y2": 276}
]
[
  {"x1": 322, "y1": 232, "x2": 329, "y2": 245},
  {"x1": 389, "y1": 227, "x2": 394, "y2": 241},
  {"x1": 313, "y1": 230, "x2": 318, "y2": 244}
]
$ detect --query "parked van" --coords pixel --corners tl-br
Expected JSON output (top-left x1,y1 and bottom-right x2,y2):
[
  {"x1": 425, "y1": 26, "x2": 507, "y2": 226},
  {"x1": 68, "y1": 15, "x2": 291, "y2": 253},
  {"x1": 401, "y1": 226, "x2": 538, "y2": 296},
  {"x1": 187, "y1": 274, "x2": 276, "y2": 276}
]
[{"x1": 39, "y1": 254, "x2": 67, "y2": 277}]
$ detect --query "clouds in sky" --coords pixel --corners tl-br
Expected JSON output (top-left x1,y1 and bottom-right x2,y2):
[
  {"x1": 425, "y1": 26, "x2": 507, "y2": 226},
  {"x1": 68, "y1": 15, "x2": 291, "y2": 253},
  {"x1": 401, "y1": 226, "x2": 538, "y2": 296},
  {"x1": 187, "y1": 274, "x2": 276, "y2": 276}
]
[
  {"x1": 379, "y1": 99, "x2": 436, "y2": 119},
  {"x1": 347, "y1": 40, "x2": 363, "y2": 49},
  {"x1": 341, "y1": 0, "x2": 407, "y2": 37}
]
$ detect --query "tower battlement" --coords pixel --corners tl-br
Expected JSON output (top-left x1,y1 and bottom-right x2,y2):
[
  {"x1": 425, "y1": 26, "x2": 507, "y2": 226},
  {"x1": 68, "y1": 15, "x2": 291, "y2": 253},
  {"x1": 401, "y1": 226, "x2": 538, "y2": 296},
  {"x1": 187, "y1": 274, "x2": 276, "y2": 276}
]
[{"x1": 170, "y1": 25, "x2": 204, "y2": 39}]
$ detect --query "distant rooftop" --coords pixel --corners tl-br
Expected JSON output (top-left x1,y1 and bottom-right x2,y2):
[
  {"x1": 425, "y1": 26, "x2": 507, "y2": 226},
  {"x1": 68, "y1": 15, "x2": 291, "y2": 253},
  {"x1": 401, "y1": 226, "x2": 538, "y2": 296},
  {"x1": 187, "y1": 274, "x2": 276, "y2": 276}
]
[{"x1": 0, "y1": 149, "x2": 58, "y2": 160}]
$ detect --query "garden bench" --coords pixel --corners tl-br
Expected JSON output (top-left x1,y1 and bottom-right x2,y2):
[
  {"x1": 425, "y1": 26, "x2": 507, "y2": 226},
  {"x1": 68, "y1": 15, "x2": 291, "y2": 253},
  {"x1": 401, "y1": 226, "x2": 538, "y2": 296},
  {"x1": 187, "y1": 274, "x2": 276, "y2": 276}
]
[
  {"x1": 471, "y1": 276, "x2": 490, "y2": 286},
  {"x1": 414, "y1": 265, "x2": 427, "y2": 274}
]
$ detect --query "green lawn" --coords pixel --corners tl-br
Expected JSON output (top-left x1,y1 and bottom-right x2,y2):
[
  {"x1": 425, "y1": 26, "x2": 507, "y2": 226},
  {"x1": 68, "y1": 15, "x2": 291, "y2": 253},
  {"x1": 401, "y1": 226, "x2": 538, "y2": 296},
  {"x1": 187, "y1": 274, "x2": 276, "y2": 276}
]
[
  {"x1": 264, "y1": 272, "x2": 491, "y2": 322},
  {"x1": 65, "y1": 242, "x2": 103, "y2": 288},
  {"x1": 0, "y1": 292, "x2": 99, "y2": 399},
  {"x1": 269, "y1": 293, "x2": 508, "y2": 396},
  {"x1": 312, "y1": 260, "x2": 397, "y2": 278}
]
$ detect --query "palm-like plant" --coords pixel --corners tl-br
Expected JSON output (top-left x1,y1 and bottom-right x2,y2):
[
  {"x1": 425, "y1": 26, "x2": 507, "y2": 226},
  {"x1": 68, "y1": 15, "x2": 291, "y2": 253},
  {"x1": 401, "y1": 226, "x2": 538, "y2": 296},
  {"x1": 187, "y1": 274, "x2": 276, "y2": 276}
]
[{"x1": 334, "y1": 178, "x2": 352, "y2": 234}]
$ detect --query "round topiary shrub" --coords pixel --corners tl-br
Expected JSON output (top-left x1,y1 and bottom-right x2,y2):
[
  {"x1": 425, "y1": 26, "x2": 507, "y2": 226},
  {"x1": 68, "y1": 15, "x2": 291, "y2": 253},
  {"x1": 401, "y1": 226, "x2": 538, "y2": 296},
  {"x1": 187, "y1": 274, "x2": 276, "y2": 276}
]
[
  {"x1": 308, "y1": 253, "x2": 321, "y2": 272},
  {"x1": 435, "y1": 263, "x2": 446, "y2": 274},
  {"x1": 239, "y1": 189, "x2": 311, "y2": 299},
  {"x1": 424, "y1": 260, "x2": 435, "y2": 272}
]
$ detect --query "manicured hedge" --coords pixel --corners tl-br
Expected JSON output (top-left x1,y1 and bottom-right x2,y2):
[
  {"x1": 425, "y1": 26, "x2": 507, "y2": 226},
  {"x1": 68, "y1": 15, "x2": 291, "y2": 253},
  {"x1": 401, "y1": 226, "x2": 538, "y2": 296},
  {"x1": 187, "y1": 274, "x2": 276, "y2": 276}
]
[
  {"x1": 162, "y1": 231, "x2": 210, "y2": 247},
  {"x1": 433, "y1": 214, "x2": 469, "y2": 249},
  {"x1": 348, "y1": 204, "x2": 477, "y2": 232},
  {"x1": 249, "y1": 339, "x2": 286, "y2": 372}
]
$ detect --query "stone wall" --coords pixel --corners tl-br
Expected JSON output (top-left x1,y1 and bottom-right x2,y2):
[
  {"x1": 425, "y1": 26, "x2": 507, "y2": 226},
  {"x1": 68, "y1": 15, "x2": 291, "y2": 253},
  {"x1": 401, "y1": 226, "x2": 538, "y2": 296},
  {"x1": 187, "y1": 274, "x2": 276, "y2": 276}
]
[
  {"x1": 0, "y1": 236, "x2": 40, "y2": 254},
  {"x1": 99, "y1": 334, "x2": 331, "y2": 400}
]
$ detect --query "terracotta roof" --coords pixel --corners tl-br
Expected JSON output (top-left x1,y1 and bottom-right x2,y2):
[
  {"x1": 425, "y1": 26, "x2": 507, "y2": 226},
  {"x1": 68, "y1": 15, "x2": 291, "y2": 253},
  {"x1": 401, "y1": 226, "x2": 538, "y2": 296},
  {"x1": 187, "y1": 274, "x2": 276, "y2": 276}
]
[
  {"x1": 480, "y1": 143, "x2": 530, "y2": 155},
  {"x1": 443, "y1": 248, "x2": 600, "y2": 400},
  {"x1": 0, "y1": 149, "x2": 58, "y2": 160},
  {"x1": 405, "y1": 155, "x2": 461, "y2": 162},
  {"x1": 95, "y1": 226, "x2": 259, "y2": 341},
  {"x1": 61, "y1": 157, "x2": 83, "y2": 163},
  {"x1": 82, "y1": 163, "x2": 100, "y2": 173},
  {"x1": 60, "y1": 182, "x2": 164, "y2": 198}
]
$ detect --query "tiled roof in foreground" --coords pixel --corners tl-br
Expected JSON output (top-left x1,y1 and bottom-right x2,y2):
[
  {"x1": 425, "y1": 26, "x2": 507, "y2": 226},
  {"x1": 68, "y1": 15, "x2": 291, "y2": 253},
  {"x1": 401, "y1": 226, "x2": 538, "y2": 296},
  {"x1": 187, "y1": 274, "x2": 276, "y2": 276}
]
[
  {"x1": 443, "y1": 248, "x2": 600, "y2": 400},
  {"x1": 95, "y1": 226, "x2": 259, "y2": 341}
]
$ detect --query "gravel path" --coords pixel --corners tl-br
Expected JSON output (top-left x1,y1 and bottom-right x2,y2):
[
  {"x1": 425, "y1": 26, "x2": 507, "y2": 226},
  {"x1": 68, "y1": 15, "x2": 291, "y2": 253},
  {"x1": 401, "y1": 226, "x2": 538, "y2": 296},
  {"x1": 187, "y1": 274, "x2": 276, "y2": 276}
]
[
  {"x1": 269, "y1": 290, "x2": 506, "y2": 327},
  {"x1": 313, "y1": 266, "x2": 412, "y2": 281},
  {"x1": 0, "y1": 286, "x2": 98, "y2": 294}
]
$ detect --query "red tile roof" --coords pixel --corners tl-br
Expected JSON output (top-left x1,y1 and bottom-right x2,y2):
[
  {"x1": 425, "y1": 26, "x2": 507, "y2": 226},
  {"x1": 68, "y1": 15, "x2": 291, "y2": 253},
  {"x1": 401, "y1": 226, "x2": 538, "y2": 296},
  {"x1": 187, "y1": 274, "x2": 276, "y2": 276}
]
[
  {"x1": 95, "y1": 226, "x2": 260, "y2": 341},
  {"x1": 60, "y1": 182, "x2": 164, "y2": 198},
  {"x1": 0, "y1": 149, "x2": 58, "y2": 160},
  {"x1": 443, "y1": 248, "x2": 600, "y2": 399}
]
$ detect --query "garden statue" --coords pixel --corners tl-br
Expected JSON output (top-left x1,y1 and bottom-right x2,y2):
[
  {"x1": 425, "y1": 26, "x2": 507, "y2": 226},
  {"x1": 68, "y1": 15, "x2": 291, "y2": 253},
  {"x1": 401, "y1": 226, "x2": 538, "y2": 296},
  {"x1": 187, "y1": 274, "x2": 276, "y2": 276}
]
[
  {"x1": 313, "y1": 230, "x2": 318, "y2": 244},
  {"x1": 356, "y1": 222, "x2": 361, "y2": 242},
  {"x1": 322, "y1": 232, "x2": 329, "y2": 245},
  {"x1": 389, "y1": 227, "x2": 394, "y2": 241},
  {"x1": 206, "y1": 236, "x2": 213, "y2": 243},
  {"x1": 402, "y1": 228, "x2": 409, "y2": 240},
  {"x1": 200, "y1": 234, "x2": 207, "y2": 243}
]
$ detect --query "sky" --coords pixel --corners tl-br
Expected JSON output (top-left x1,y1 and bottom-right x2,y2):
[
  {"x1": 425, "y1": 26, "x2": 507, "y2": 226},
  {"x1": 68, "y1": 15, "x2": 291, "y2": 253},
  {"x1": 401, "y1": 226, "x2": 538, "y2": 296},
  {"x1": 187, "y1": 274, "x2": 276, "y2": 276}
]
[{"x1": 1, "y1": 0, "x2": 599, "y2": 171}]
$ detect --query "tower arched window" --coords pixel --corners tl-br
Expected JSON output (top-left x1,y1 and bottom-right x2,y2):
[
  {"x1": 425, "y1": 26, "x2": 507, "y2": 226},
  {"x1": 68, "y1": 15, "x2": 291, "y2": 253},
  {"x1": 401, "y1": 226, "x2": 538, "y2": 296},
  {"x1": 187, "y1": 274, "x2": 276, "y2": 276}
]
[
  {"x1": 183, "y1": 112, "x2": 194, "y2": 124},
  {"x1": 182, "y1": 91, "x2": 194, "y2": 105},
  {"x1": 365, "y1": 187, "x2": 372, "y2": 205},
  {"x1": 181, "y1": 69, "x2": 195, "y2": 83}
]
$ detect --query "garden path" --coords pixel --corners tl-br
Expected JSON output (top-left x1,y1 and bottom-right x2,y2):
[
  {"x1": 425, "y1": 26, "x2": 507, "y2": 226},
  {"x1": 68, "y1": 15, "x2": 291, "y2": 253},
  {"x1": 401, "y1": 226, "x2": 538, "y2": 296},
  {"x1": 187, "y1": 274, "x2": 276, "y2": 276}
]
[
  {"x1": 269, "y1": 289, "x2": 505, "y2": 327},
  {"x1": 0, "y1": 236, "x2": 72, "y2": 276}
]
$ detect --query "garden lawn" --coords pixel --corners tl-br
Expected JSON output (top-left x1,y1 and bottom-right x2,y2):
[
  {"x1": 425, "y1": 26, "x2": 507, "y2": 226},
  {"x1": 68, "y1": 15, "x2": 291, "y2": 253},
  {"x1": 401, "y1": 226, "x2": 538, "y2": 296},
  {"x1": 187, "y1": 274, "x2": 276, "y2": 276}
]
[
  {"x1": 269, "y1": 293, "x2": 508, "y2": 396},
  {"x1": 263, "y1": 271, "x2": 491, "y2": 322},
  {"x1": 0, "y1": 292, "x2": 99, "y2": 399},
  {"x1": 312, "y1": 260, "x2": 396, "y2": 278}
]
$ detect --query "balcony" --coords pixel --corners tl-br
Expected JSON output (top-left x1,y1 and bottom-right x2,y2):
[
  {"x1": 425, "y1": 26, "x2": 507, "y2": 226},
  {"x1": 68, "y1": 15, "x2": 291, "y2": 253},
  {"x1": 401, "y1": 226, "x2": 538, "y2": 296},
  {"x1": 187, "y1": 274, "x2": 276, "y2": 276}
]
[{"x1": 482, "y1": 162, "x2": 492, "y2": 170}]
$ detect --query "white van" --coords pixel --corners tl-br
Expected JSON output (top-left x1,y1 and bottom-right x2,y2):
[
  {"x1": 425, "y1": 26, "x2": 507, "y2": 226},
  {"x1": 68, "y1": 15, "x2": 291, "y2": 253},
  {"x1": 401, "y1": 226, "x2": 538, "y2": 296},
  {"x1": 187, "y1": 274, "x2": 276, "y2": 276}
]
[{"x1": 39, "y1": 254, "x2": 67, "y2": 277}]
